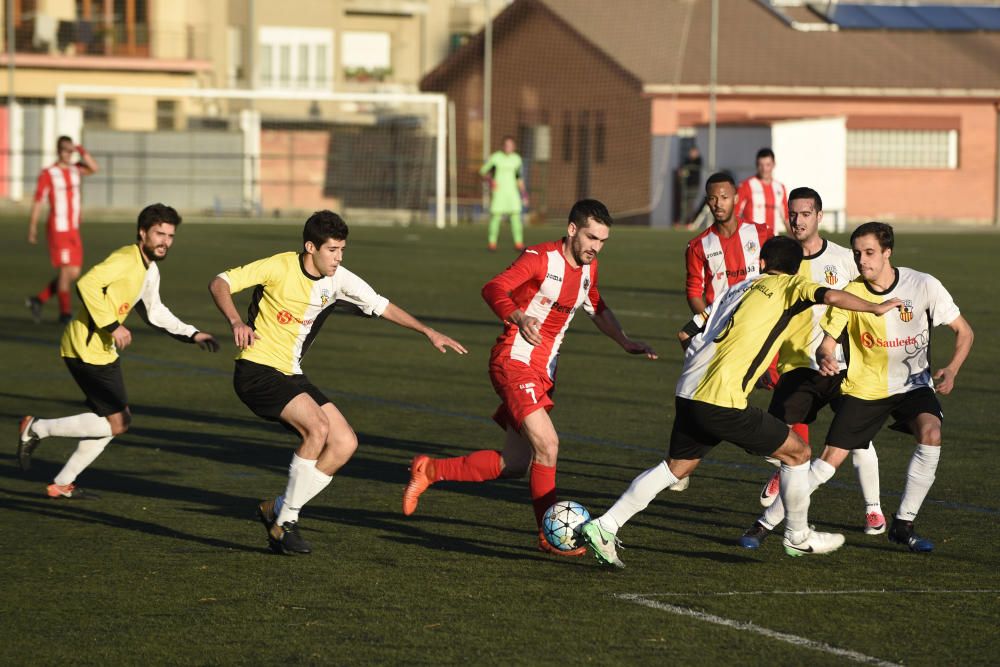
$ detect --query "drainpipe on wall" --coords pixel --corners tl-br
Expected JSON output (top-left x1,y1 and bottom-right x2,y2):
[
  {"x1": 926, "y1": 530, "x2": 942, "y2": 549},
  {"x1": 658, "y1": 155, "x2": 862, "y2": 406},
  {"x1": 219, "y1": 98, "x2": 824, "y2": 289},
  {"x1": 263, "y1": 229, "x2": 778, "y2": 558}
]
[{"x1": 995, "y1": 102, "x2": 1000, "y2": 226}]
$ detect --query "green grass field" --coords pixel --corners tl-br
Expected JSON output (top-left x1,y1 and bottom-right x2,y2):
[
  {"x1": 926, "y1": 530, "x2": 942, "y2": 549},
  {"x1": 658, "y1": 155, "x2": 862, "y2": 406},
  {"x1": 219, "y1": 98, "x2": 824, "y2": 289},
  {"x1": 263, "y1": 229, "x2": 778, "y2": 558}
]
[{"x1": 1, "y1": 218, "x2": 997, "y2": 665}]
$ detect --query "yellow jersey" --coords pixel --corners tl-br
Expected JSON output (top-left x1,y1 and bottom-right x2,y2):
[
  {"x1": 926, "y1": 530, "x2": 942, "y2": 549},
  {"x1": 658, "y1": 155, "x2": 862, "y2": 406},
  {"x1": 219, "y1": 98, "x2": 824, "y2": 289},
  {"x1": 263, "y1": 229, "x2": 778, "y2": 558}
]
[
  {"x1": 777, "y1": 239, "x2": 858, "y2": 375},
  {"x1": 821, "y1": 267, "x2": 961, "y2": 400},
  {"x1": 220, "y1": 252, "x2": 389, "y2": 375},
  {"x1": 61, "y1": 244, "x2": 199, "y2": 365},
  {"x1": 677, "y1": 273, "x2": 829, "y2": 409}
]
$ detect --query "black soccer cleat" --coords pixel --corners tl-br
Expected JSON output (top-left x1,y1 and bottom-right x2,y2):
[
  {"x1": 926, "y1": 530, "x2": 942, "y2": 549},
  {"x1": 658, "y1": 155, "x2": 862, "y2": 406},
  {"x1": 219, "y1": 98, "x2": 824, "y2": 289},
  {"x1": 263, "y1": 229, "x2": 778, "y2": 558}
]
[
  {"x1": 737, "y1": 521, "x2": 772, "y2": 549},
  {"x1": 25, "y1": 297, "x2": 43, "y2": 324},
  {"x1": 888, "y1": 517, "x2": 934, "y2": 553},
  {"x1": 267, "y1": 521, "x2": 312, "y2": 555},
  {"x1": 17, "y1": 416, "x2": 40, "y2": 472},
  {"x1": 58, "y1": 313, "x2": 73, "y2": 325}
]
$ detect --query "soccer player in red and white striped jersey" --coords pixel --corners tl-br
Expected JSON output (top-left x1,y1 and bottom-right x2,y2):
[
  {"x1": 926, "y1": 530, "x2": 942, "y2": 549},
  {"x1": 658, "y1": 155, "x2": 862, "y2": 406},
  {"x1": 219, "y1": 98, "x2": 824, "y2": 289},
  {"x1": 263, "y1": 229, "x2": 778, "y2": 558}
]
[
  {"x1": 736, "y1": 148, "x2": 788, "y2": 235},
  {"x1": 686, "y1": 172, "x2": 773, "y2": 317},
  {"x1": 26, "y1": 135, "x2": 99, "y2": 324},
  {"x1": 402, "y1": 199, "x2": 657, "y2": 556}
]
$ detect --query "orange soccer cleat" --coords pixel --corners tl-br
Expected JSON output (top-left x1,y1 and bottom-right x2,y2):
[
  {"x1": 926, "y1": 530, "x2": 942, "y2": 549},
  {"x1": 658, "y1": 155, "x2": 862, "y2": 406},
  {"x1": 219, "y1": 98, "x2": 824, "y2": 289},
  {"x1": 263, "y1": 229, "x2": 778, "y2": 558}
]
[
  {"x1": 537, "y1": 531, "x2": 587, "y2": 557},
  {"x1": 403, "y1": 455, "x2": 435, "y2": 516}
]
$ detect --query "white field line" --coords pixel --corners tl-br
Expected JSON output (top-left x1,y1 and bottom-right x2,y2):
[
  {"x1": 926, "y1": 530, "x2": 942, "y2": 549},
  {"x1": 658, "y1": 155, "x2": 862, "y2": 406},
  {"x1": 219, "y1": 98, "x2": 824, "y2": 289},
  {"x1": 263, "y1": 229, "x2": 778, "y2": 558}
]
[
  {"x1": 630, "y1": 588, "x2": 1000, "y2": 597},
  {"x1": 616, "y1": 592, "x2": 903, "y2": 666}
]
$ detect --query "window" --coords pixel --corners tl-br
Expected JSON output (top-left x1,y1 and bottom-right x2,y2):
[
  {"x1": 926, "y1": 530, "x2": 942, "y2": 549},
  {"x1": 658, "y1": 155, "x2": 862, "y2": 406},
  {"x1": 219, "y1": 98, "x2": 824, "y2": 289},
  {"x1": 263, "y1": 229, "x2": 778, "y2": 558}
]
[
  {"x1": 156, "y1": 100, "x2": 175, "y2": 130},
  {"x1": 342, "y1": 31, "x2": 391, "y2": 81},
  {"x1": 847, "y1": 129, "x2": 958, "y2": 169},
  {"x1": 67, "y1": 97, "x2": 110, "y2": 129},
  {"x1": 258, "y1": 27, "x2": 334, "y2": 90},
  {"x1": 562, "y1": 111, "x2": 573, "y2": 162},
  {"x1": 594, "y1": 111, "x2": 606, "y2": 164}
]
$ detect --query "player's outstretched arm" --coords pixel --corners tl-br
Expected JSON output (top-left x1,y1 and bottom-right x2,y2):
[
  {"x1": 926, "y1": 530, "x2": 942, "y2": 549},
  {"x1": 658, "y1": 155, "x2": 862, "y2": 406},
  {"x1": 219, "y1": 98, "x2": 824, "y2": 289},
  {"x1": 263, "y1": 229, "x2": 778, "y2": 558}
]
[
  {"x1": 823, "y1": 290, "x2": 903, "y2": 316},
  {"x1": 208, "y1": 275, "x2": 259, "y2": 350},
  {"x1": 591, "y1": 307, "x2": 657, "y2": 359},
  {"x1": 933, "y1": 315, "x2": 974, "y2": 395},
  {"x1": 380, "y1": 303, "x2": 468, "y2": 355}
]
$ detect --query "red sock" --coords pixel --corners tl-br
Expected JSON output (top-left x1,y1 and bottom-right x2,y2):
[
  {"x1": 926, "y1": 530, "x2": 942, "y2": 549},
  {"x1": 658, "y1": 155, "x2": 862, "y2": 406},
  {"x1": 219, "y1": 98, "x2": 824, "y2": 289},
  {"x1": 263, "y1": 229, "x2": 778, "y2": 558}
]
[
  {"x1": 57, "y1": 290, "x2": 71, "y2": 315},
  {"x1": 791, "y1": 423, "x2": 809, "y2": 446},
  {"x1": 36, "y1": 279, "x2": 57, "y2": 303},
  {"x1": 529, "y1": 462, "x2": 557, "y2": 529},
  {"x1": 433, "y1": 450, "x2": 502, "y2": 483}
]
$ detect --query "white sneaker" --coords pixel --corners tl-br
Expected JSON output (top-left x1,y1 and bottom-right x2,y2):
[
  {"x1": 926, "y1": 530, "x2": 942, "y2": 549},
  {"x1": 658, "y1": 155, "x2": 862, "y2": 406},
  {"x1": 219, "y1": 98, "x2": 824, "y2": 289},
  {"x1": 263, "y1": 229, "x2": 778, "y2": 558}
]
[
  {"x1": 864, "y1": 510, "x2": 887, "y2": 535},
  {"x1": 782, "y1": 529, "x2": 845, "y2": 557},
  {"x1": 667, "y1": 476, "x2": 690, "y2": 492},
  {"x1": 580, "y1": 521, "x2": 625, "y2": 568}
]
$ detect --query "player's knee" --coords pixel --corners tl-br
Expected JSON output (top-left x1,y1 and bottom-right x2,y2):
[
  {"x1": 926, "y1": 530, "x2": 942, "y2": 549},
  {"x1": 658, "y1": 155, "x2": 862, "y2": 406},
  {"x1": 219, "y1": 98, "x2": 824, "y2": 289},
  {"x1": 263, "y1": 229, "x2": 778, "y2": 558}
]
[
  {"x1": 918, "y1": 424, "x2": 942, "y2": 446},
  {"x1": 309, "y1": 416, "x2": 330, "y2": 443},
  {"x1": 108, "y1": 411, "x2": 130, "y2": 436}
]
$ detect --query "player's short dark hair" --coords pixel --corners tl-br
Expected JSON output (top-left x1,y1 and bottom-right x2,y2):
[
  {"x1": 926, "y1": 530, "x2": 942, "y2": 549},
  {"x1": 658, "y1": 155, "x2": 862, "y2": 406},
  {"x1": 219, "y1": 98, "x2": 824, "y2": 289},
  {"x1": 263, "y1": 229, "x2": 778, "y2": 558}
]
[
  {"x1": 57, "y1": 135, "x2": 73, "y2": 147},
  {"x1": 760, "y1": 236, "x2": 803, "y2": 275},
  {"x1": 569, "y1": 199, "x2": 613, "y2": 228},
  {"x1": 756, "y1": 148, "x2": 775, "y2": 161},
  {"x1": 136, "y1": 203, "x2": 181, "y2": 240},
  {"x1": 303, "y1": 210, "x2": 349, "y2": 247},
  {"x1": 705, "y1": 171, "x2": 735, "y2": 191},
  {"x1": 788, "y1": 186, "x2": 823, "y2": 212},
  {"x1": 851, "y1": 221, "x2": 894, "y2": 251}
]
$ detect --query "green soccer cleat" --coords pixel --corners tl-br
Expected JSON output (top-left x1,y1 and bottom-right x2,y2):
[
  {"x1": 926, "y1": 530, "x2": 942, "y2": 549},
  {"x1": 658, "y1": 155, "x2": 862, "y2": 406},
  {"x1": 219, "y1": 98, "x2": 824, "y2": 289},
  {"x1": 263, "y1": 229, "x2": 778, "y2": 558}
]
[{"x1": 580, "y1": 520, "x2": 625, "y2": 568}]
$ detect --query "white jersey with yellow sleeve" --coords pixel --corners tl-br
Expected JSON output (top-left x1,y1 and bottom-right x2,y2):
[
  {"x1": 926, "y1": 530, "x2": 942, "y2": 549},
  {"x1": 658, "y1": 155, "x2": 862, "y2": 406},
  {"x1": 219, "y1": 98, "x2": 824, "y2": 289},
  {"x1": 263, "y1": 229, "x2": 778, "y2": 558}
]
[
  {"x1": 777, "y1": 239, "x2": 858, "y2": 375},
  {"x1": 677, "y1": 273, "x2": 830, "y2": 409},
  {"x1": 821, "y1": 267, "x2": 960, "y2": 401},
  {"x1": 61, "y1": 244, "x2": 198, "y2": 365},
  {"x1": 219, "y1": 251, "x2": 389, "y2": 375}
]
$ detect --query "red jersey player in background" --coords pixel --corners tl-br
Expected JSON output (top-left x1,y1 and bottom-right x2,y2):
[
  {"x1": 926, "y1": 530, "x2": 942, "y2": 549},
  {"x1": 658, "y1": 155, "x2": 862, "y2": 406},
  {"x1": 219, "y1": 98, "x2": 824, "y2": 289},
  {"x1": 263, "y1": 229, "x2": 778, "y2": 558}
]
[
  {"x1": 678, "y1": 171, "x2": 773, "y2": 491},
  {"x1": 736, "y1": 147, "x2": 788, "y2": 235},
  {"x1": 26, "y1": 135, "x2": 99, "y2": 324},
  {"x1": 402, "y1": 199, "x2": 657, "y2": 556}
]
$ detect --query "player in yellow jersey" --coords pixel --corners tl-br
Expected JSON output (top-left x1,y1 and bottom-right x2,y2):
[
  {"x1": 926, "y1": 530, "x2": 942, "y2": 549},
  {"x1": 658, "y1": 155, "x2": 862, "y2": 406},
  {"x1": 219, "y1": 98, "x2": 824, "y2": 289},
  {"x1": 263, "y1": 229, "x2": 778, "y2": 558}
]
[
  {"x1": 579, "y1": 236, "x2": 901, "y2": 567},
  {"x1": 208, "y1": 210, "x2": 467, "y2": 555},
  {"x1": 739, "y1": 188, "x2": 885, "y2": 550},
  {"x1": 806, "y1": 222, "x2": 971, "y2": 552},
  {"x1": 17, "y1": 204, "x2": 219, "y2": 498}
]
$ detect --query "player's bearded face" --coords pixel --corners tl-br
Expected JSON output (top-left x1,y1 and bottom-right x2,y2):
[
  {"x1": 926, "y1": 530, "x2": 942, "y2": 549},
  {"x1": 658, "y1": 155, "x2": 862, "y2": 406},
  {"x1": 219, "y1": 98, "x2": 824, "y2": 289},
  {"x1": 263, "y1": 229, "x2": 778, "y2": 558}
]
[
  {"x1": 788, "y1": 201, "x2": 820, "y2": 242},
  {"x1": 568, "y1": 220, "x2": 609, "y2": 265},
  {"x1": 706, "y1": 183, "x2": 735, "y2": 223},
  {"x1": 139, "y1": 223, "x2": 176, "y2": 262}
]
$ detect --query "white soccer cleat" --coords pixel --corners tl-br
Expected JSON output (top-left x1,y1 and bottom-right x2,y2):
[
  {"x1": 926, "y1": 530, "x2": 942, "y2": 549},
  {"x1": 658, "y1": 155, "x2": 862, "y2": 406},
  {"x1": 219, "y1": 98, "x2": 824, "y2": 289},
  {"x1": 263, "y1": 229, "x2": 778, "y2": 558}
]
[
  {"x1": 580, "y1": 521, "x2": 625, "y2": 568},
  {"x1": 759, "y1": 470, "x2": 781, "y2": 508},
  {"x1": 782, "y1": 530, "x2": 845, "y2": 557},
  {"x1": 667, "y1": 476, "x2": 690, "y2": 492},
  {"x1": 864, "y1": 511, "x2": 887, "y2": 535}
]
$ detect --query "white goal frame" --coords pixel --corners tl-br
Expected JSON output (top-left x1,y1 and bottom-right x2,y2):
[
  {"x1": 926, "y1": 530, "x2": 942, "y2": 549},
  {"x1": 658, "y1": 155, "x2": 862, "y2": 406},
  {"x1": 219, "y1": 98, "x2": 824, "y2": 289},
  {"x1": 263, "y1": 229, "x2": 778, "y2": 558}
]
[{"x1": 55, "y1": 84, "x2": 449, "y2": 228}]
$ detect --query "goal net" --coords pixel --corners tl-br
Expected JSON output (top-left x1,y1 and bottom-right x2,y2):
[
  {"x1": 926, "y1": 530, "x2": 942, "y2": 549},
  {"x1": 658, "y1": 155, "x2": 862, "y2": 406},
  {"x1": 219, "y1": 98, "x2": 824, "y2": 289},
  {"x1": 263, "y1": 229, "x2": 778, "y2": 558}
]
[{"x1": 54, "y1": 85, "x2": 447, "y2": 227}]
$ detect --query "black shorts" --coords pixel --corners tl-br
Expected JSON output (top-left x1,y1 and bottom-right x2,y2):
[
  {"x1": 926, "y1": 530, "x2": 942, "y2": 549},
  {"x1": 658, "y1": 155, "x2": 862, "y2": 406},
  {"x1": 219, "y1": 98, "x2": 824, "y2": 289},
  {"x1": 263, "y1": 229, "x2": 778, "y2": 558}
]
[
  {"x1": 233, "y1": 360, "x2": 331, "y2": 425},
  {"x1": 669, "y1": 397, "x2": 790, "y2": 460},
  {"x1": 64, "y1": 357, "x2": 128, "y2": 417},
  {"x1": 824, "y1": 387, "x2": 943, "y2": 450},
  {"x1": 768, "y1": 367, "x2": 845, "y2": 425}
]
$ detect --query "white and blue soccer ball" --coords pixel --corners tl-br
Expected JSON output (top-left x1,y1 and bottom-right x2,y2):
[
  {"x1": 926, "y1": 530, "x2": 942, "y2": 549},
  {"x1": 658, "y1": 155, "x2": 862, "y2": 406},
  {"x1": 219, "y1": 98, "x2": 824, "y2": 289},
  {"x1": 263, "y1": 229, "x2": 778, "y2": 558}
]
[{"x1": 542, "y1": 500, "x2": 591, "y2": 551}]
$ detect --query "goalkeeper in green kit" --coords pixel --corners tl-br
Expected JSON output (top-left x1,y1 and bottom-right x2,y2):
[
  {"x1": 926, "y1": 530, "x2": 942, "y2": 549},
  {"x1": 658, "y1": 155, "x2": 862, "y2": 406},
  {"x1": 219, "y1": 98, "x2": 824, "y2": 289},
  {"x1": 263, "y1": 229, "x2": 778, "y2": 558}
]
[{"x1": 480, "y1": 136, "x2": 529, "y2": 252}]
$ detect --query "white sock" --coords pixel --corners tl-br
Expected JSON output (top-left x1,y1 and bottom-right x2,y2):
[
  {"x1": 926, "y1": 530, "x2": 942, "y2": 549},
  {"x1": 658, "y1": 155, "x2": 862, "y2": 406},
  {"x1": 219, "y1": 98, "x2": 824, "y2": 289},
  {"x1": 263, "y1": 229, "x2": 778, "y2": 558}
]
[
  {"x1": 303, "y1": 466, "x2": 333, "y2": 506},
  {"x1": 597, "y1": 460, "x2": 679, "y2": 534},
  {"x1": 897, "y1": 444, "x2": 940, "y2": 521},
  {"x1": 852, "y1": 444, "x2": 882, "y2": 513},
  {"x1": 275, "y1": 454, "x2": 318, "y2": 525},
  {"x1": 780, "y1": 461, "x2": 812, "y2": 540},
  {"x1": 33, "y1": 413, "x2": 112, "y2": 440},
  {"x1": 53, "y1": 436, "x2": 113, "y2": 486},
  {"x1": 767, "y1": 459, "x2": 836, "y2": 534}
]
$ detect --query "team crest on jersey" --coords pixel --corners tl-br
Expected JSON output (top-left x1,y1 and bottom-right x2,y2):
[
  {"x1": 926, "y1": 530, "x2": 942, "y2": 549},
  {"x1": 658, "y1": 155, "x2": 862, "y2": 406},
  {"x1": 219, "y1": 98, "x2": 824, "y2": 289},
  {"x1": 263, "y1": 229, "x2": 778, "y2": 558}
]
[
  {"x1": 899, "y1": 300, "x2": 914, "y2": 322},
  {"x1": 824, "y1": 265, "x2": 838, "y2": 285},
  {"x1": 276, "y1": 310, "x2": 293, "y2": 324},
  {"x1": 320, "y1": 289, "x2": 331, "y2": 307},
  {"x1": 583, "y1": 278, "x2": 590, "y2": 291},
  {"x1": 744, "y1": 240, "x2": 757, "y2": 253},
  {"x1": 117, "y1": 302, "x2": 130, "y2": 316},
  {"x1": 539, "y1": 296, "x2": 552, "y2": 306}
]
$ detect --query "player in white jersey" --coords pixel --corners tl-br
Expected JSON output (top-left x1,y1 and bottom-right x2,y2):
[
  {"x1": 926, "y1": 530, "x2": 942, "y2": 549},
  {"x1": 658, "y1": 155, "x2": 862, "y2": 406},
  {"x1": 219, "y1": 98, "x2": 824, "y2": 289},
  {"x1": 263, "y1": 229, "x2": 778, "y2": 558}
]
[
  {"x1": 739, "y1": 188, "x2": 885, "y2": 550},
  {"x1": 761, "y1": 222, "x2": 973, "y2": 552}
]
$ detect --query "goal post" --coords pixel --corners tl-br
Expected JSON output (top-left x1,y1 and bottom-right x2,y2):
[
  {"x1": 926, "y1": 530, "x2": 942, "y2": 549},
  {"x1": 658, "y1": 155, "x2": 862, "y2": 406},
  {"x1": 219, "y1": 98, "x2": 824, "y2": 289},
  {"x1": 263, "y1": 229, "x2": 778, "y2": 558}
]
[{"x1": 55, "y1": 85, "x2": 450, "y2": 229}]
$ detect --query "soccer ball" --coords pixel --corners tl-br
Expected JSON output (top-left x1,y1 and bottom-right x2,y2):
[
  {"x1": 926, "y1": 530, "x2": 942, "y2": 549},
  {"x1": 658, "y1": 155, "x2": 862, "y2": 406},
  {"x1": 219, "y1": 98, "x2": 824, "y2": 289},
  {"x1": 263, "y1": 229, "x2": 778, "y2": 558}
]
[{"x1": 542, "y1": 500, "x2": 591, "y2": 551}]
